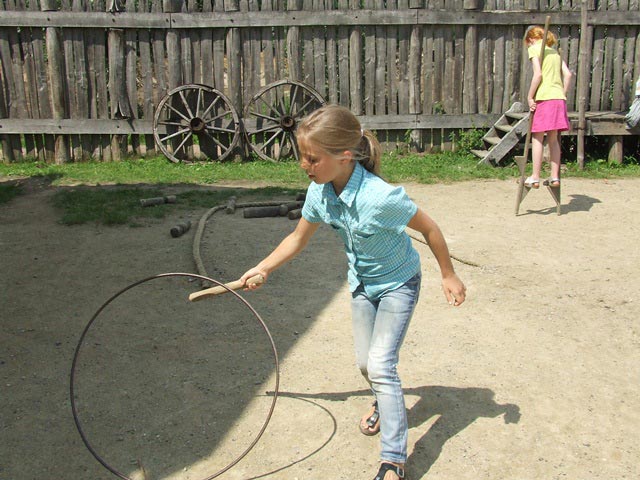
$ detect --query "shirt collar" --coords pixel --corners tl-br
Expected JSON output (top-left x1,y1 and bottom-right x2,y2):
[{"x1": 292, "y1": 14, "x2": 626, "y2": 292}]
[{"x1": 325, "y1": 162, "x2": 362, "y2": 207}]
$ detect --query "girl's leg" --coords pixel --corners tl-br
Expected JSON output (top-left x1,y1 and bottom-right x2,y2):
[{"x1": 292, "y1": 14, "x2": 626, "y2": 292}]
[
  {"x1": 546, "y1": 130, "x2": 561, "y2": 180},
  {"x1": 530, "y1": 131, "x2": 545, "y2": 180},
  {"x1": 351, "y1": 284, "x2": 377, "y2": 381},
  {"x1": 351, "y1": 274, "x2": 421, "y2": 465}
]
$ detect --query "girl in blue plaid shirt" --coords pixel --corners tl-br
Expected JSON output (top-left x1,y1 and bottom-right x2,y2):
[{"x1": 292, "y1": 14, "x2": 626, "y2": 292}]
[{"x1": 241, "y1": 105, "x2": 466, "y2": 480}]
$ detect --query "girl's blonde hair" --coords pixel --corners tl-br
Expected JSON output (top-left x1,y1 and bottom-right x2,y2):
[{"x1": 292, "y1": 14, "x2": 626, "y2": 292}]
[
  {"x1": 296, "y1": 105, "x2": 382, "y2": 176},
  {"x1": 525, "y1": 25, "x2": 557, "y2": 47}
]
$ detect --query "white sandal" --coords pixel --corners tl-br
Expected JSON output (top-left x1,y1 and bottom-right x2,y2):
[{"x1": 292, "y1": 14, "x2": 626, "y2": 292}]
[{"x1": 524, "y1": 176, "x2": 540, "y2": 189}]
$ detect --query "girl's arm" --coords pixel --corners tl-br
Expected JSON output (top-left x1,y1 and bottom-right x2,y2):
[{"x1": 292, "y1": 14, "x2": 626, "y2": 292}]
[
  {"x1": 561, "y1": 60, "x2": 573, "y2": 95},
  {"x1": 407, "y1": 208, "x2": 467, "y2": 306},
  {"x1": 240, "y1": 217, "x2": 320, "y2": 290},
  {"x1": 527, "y1": 56, "x2": 543, "y2": 111}
]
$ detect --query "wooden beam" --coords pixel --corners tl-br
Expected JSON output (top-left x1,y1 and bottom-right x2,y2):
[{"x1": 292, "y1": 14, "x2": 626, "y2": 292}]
[
  {"x1": 0, "y1": 112, "x2": 633, "y2": 137},
  {"x1": 1, "y1": 10, "x2": 640, "y2": 29}
]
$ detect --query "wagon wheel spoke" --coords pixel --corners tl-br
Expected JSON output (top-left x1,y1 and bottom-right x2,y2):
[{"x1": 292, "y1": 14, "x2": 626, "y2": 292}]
[
  {"x1": 255, "y1": 95, "x2": 284, "y2": 120},
  {"x1": 178, "y1": 90, "x2": 196, "y2": 119},
  {"x1": 164, "y1": 102, "x2": 192, "y2": 125},
  {"x1": 154, "y1": 84, "x2": 241, "y2": 163},
  {"x1": 244, "y1": 80, "x2": 326, "y2": 162},
  {"x1": 159, "y1": 127, "x2": 191, "y2": 143},
  {"x1": 292, "y1": 95, "x2": 319, "y2": 118},
  {"x1": 200, "y1": 95, "x2": 222, "y2": 122},
  {"x1": 249, "y1": 110, "x2": 281, "y2": 124},
  {"x1": 174, "y1": 131, "x2": 194, "y2": 156},
  {"x1": 202, "y1": 129, "x2": 231, "y2": 154},
  {"x1": 252, "y1": 124, "x2": 281, "y2": 136},
  {"x1": 195, "y1": 87, "x2": 203, "y2": 118},
  {"x1": 157, "y1": 119, "x2": 188, "y2": 128}
]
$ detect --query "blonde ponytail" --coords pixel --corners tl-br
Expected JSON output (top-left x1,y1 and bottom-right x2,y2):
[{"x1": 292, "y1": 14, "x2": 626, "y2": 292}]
[{"x1": 357, "y1": 130, "x2": 382, "y2": 176}]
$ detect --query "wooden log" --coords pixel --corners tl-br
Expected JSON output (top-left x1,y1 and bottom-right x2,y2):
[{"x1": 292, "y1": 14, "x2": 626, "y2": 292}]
[
  {"x1": 199, "y1": 0, "x2": 213, "y2": 88},
  {"x1": 170, "y1": 220, "x2": 191, "y2": 237},
  {"x1": 226, "y1": 0, "x2": 242, "y2": 112},
  {"x1": 492, "y1": 26, "x2": 506, "y2": 112},
  {"x1": 302, "y1": 0, "x2": 314, "y2": 87},
  {"x1": 73, "y1": 0, "x2": 91, "y2": 160},
  {"x1": 409, "y1": 24, "x2": 422, "y2": 115},
  {"x1": 363, "y1": 0, "x2": 375, "y2": 116},
  {"x1": 29, "y1": 0, "x2": 54, "y2": 161},
  {"x1": 348, "y1": 0, "x2": 362, "y2": 114},
  {"x1": 140, "y1": 195, "x2": 177, "y2": 206},
  {"x1": 43, "y1": 11, "x2": 70, "y2": 164},
  {"x1": 463, "y1": 24, "x2": 477, "y2": 113},
  {"x1": 337, "y1": 0, "x2": 350, "y2": 106},
  {"x1": 397, "y1": 0, "x2": 409, "y2": 115},
  {"x1": 608, "y1": 135, "x2": 623, "y2": 164},
  {"x1": 226, "y1": 196, "x2": 237, "y2": 214},
  {"x1": 0, "y1": 0, "x2": 18, "y2": 161},
  {"x1": 386, "y1": 0, "x2": 398, "y2": 115},
  {"x1": 3, "y1": 0, "x2": 28, "y2": 161},
  {"x1": 577, "y1": 0, "x2": 590, "y2": 170},
  {"x1": 261, "y1": 0, "x2": 276, "y2": 90},
  {"x1": 477, "y1": 26, "x2": 490, "y2": 114},
  {"x1": 286, "y1": 0, "x2": 302, "y2": 81},
  {"x1": 288, "y1": 208, "x2": 302, "y2": 220},
  {"x1": 125, "y1": 0, "x2": 140, "y2": 156},
  {"x1": 137, "y1": 0, "x2": 155, "y2": 155},
  {"x1": 243, "y1": 205, "x2": 289, "y2": 218}
]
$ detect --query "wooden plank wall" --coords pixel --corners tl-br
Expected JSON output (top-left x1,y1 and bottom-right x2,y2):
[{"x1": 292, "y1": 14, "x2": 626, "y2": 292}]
[{"x1": 0, "y1": 0, "x2": 639, "y2": 161}]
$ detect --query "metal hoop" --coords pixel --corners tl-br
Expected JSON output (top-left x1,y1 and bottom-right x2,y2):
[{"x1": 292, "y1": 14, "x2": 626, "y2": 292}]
[{"x1": 70, "y1": 272, "x2": 279, "y2": 480}]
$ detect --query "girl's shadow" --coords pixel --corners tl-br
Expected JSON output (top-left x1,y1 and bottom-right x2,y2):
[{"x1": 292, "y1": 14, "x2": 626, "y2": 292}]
[
  {"x1": 276, "y1": 385, "x2": 520, "y2": 478},
  {"x1": 403, "y1": 385, "x2": 520, "y2": 476}
]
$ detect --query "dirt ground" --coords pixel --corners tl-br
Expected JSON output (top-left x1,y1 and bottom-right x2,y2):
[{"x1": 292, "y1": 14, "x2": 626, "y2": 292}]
[{"x1": 1, "y1": 175, "x2": 639, "y2": 480}]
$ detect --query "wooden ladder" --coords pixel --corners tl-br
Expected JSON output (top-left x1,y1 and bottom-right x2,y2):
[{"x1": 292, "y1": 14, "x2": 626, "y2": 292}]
[{"x1": 472, "y1": 102, "x2": 529, "y2": 166}]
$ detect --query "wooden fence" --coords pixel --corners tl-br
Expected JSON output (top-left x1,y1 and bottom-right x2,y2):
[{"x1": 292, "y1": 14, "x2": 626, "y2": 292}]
[{"x1": 1, "y1": 0, "x2": 639, "y2": 162}]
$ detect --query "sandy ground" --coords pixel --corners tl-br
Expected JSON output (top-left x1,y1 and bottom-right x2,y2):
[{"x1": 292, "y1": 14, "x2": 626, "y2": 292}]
[{"x1": 1, "y1": 176, "x2": 639, "y2": 480}]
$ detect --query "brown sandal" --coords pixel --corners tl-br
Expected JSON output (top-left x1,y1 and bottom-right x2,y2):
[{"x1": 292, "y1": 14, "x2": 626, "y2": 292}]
[{"x1": 359, "y1": 400, "x2": 380, "y2": 436}]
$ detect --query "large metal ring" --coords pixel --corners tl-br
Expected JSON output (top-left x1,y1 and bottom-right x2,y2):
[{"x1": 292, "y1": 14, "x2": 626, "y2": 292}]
[{"x1": 70, "y1": 272, "x2": 279, "y2": 480}]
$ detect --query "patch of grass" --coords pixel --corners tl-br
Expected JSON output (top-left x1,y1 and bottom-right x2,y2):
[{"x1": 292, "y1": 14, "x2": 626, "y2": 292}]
[
  {"x1": 0, "y1": 156, "x2": 309, "y2": 188},
  {"x1": 382, "y1": 151, "x2": 518, "y2": 184},
  {"x1": 0, "y1": 183, "x2": 22, "y2": 204},
  {"x1": 3, "y1": 151, "x2": 640, "y2": 189},
  {"x1": 51, "y1": 185, "x2": 305, "y2": 226},
  {"x1": 52, "y1": 187, "x2": 169, "y2": 225}
]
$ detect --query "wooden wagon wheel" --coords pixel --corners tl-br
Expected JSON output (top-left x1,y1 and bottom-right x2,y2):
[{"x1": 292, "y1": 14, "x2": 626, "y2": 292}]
[
  {"x1": 153, "y1": 84, "x2": 241, "y2": 163},
  {"x1": 243, "y1": 80, "x2": 327, "y2": 162}
]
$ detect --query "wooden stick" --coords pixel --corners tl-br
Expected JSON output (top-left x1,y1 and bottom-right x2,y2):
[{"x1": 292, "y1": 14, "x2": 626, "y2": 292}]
[{"x1": 188, "y1": 274, "x2": 264, "y2": 302}]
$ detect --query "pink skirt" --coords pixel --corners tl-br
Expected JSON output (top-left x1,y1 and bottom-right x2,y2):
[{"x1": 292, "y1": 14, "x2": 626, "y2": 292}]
[{"x1": 531, "y1": 99, "x2": 570, "y2": 133}]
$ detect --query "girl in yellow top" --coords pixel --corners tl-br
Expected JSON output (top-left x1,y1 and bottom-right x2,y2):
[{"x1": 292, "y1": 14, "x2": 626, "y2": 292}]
[{"x1": 524, "y1": 26, "x2": 573, "y2": 188}]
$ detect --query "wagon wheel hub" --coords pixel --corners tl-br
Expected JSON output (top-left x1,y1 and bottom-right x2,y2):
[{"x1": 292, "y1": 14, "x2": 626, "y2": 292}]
[
  {"x1": 280, "y1": 115, "x2": 296, "y2": 131},
  {"x1": 190, "y1": 117, "x2": 206, "y2": 134}
]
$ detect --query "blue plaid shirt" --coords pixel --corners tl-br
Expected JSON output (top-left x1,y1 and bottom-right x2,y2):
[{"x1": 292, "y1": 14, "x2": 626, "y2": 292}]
[{"x1": 302, "y1": 162, "x2": 420, "y2": 298}]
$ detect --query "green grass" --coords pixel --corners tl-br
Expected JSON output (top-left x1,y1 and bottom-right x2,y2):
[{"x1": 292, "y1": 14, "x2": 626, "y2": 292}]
[
  {"x1": 50, "y1": 186, "x2": 302, "y2": 226},
  {"x1": 0, "y1": 155, "x2": 310, "y2": 188},
  {"x1": 2, "y1": 151, "x2": 639, "y2": 224}
]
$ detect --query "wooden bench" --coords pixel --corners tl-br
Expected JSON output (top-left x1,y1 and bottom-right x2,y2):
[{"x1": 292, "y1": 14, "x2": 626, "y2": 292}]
[{"x1": 567, "y1": 111, "x2": 639, "y2": 163}]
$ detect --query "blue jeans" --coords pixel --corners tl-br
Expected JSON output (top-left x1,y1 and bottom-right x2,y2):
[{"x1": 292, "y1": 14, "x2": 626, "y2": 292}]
[{"x1": 351, "y1": 273, "x2": 421, "y2": 464}]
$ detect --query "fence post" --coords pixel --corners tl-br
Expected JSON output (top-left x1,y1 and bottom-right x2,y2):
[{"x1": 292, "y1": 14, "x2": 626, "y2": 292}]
[
  {"x1": 225, "y1": 0, "x2": 242, "y2": 113},
  {"x1": 41, "y1": 0, "x2": 70, "y2": 164},
  {"x1": 349, "y1": 0, "x2": 363, "y2": 115},
  {"x1": 164, "y1": 0, "x2": 183, "y2": 91}
]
